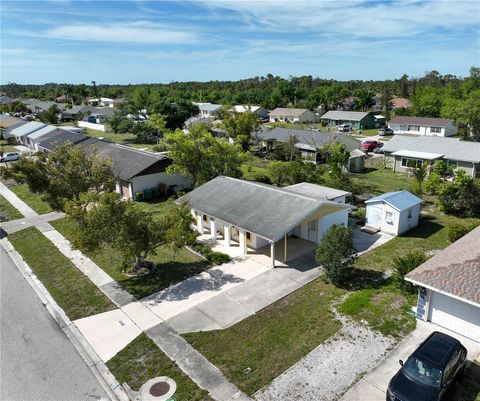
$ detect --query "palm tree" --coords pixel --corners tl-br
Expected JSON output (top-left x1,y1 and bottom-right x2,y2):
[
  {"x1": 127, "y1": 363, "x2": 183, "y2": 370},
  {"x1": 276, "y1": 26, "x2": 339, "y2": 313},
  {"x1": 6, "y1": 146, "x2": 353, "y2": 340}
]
[{"x1": 411, "y1": 161, "x2": 429, "y2": 194}]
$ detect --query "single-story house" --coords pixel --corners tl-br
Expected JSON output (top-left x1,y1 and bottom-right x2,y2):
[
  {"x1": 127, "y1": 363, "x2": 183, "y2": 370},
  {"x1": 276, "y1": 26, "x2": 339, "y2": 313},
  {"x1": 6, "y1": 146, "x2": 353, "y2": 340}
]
[
  {"x1": 6, "y1": 121, "x2": 47, "y2": 146},
  {"x1": 61, "y1": 105, "x2": 101, "y2": 122},
  {"x1": 0, "y1": 95, "x2": 13, "y2": 105},
  {"x1": 365, "y1": 190, "x2": 421, "y2": 236},
  {"x1": 194, "y1": 103, "x2": 222, "y2": 119},
  {"x1": 257, "y1": 127, "x2": 364, "y2": 172},
  {"x1": 24, "y1": 125, "x2": 59, "y2": 149},
  {"x1": 19, "y1": 99, "x2": 64, "y2": 114},
  {"x1": 406, "y1": 225, "x2": 480, "y2": 342},
  {"x1": 230, "y1": 105, "x2": 269, "y2": 120},
  {"x1": 268, "y1": 108, "x2": 319, "y2": 123},
  {"x1": 0, "y1": 114, "x2": 26, "y2": 134},
  {"x1": 177, "y1": 176, "x2": 351, "y2": 267},
  {"x1": 382, "y1": 135, "x2": 480, "y2": 178},
  {"x1": 389, "y1": 116, "x2": 457, "y2": 137},
  {"x1": 320, "y1": 111, "x2": 383, "y2": 130},
  {"x1": 283, "y1": 182, "x2": 351, "y2": 203},
  {"x1": 36, "y1": 130, "x2": 89, "y2": 152},
  {"x1": 78, "y1": 139, "x2": 192, "y2": 199},
  {"x1": 88, "y1": 98, "x2": 123, "y2": 108}
]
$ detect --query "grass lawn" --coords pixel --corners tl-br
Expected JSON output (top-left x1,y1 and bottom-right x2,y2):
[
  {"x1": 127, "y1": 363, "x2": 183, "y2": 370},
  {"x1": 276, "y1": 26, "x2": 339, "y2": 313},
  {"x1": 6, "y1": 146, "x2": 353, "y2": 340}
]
[
  {"x1": 51, "y1": 211, "x2": 209, "y2": 299},
  {"x1": 8, "y1": 227, "x2": 115, "y2": 320},
  {"x1": 1, "y1": 179, "x2": 53, "y2": 214},
  {"x1": 340, "y1": 280, "x2": 417, "y2": 339},
  {"x1": 0, "y1": 194, "x2": 23, "y2": 221},
  {"x1": 183, "y1": 279, "x2": 344, "y2": 396},
  {"x1": 107, "y1": 334, "x2": 212, "y2": 401},
  {"x1": 0, "y1": 139, "x2": 19, "y2": 153},
  {"x1": 82, "y1": 128, "x2": 157, "y2": 151}
]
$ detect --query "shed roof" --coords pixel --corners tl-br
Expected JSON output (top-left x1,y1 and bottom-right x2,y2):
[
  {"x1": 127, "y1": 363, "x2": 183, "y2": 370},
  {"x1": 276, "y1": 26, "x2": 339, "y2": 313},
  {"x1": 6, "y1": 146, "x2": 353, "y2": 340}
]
[
  {"x1": 390, "y1": 116, "x2": 453, "y2": 127},
  {"x1": 177, "y1": 177, "x2": 350, "y2": 241},
  {"x1": 26, "y1": 125, "x2": 58, "y2": 140},
  {"x1": 391, "y1": 150, "x2": 444, "y2": 160},
  {"x1": 284, "y1": 182, "x2": 351, "y2": 201},
  {"x1": 320, "y1": 111, "x2": 370, "y2": 121},
  {"x1": 365, "y1": 190, "x2": 422, "y2": 211},
  {"x1": 406, "y1": 225, "x2": 480, "y2": 306},
  {"x1": 383, "y1": 135, "x2": 480, "y2": 163},
  {"x1": 269, "y1": 108, "x2": 310, "y2": 117},
  {"x1": 9, "y1": 121, "x2": 46, "y2": 137}
]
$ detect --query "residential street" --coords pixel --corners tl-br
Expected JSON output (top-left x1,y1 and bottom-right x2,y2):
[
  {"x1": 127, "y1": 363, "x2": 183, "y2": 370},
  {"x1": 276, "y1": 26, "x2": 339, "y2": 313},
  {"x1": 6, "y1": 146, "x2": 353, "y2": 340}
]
[{"x1": 0, "y1": 246, "x2": 109, "y2": 401}]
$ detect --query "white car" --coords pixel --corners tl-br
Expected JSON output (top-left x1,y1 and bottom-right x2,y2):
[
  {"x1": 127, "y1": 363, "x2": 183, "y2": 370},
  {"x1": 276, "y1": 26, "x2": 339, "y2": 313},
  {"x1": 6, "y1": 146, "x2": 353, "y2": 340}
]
[
  {"x1": 337, "y1": 124, "x2": 351, "y2": 132},
  {"x1": 0, "y1": 152, "x2": 22, "y2": 162}
]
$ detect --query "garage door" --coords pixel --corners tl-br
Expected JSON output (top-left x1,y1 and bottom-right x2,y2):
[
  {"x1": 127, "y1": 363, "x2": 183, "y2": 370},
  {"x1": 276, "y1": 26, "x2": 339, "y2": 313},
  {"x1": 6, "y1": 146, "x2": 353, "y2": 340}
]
[{"x1": 429, "y1": 292, "x2": 480, "y2": 342}]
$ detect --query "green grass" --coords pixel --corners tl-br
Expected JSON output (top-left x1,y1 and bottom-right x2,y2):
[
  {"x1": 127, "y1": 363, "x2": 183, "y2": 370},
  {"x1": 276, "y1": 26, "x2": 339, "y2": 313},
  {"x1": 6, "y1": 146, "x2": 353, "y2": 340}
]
[
  {"x1": 340, "y1": 282, "x2": 417, "y2": 338},
  {"x1": 8, "y1": 227, "x2": 115, "y2": 320},
  {"x1": 51, "y1": 211, "x2": 209, "y2": 299},
  {"x1": 82, "y1": 128, "x2": 157, "y2": 151},
  {"x1": 355, "y1": 128, "x2": 379, "y2": 137},
  {"x1": 107, "y1": 334, "x2": 212, "y2": 400},
  {"x1": 1, "y1": 179, "x2": 53, "y2": 214},
  {"x1": 0, "y1": 194, "x2": 23, "y2": 221},
  {"x1": 0, "y1": 139, "x2": 19, "y2": 153},
  {"x1": 183, "y1": 279, "x2": 344, "y2": 396}
]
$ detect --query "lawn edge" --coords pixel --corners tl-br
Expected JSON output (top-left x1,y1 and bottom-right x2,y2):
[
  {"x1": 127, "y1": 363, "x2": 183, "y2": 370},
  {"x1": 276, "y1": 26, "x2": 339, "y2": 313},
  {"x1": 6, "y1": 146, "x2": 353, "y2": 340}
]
[{"x1": 0, "y1": 236, "x2": 130, "y2": 401}]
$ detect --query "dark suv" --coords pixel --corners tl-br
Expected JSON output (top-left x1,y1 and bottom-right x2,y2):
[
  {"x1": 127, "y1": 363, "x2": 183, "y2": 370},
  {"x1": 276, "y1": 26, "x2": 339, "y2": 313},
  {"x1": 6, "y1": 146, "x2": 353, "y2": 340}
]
[{"x1": 387, "y1": 332, "x2": 466, "y2": 401}]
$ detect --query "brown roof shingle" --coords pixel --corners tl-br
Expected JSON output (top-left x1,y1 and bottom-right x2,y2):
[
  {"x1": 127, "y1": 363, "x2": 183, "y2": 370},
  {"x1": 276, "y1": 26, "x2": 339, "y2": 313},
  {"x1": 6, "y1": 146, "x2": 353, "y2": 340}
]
[
  {"x1": 390, "y1": 116, "x2": 453, "y2": 127},
  {"x1": 405, "y1": 226, "x2": 480, "y2": 305}
]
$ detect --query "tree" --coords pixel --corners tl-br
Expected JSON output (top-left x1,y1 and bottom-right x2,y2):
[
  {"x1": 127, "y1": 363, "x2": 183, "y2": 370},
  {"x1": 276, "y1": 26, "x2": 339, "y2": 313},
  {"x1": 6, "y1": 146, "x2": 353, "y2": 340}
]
[
  {"x1": 217, "y1": 108, "x2": 260, "y2": 151},
  {"x1": 409, "y1": 161, "x2": 429, "y2": 194},
  {"x1": 145, "y1": 113, "x2": 169, "y2": 144},
  {"x1": 65, "y1": 192, "x2": 197, "y2": 271},
  {"x1": 442, "y1": 89, "x2": 480, "y2": 141},
  {"x1": 38, "y1": 104, "x2": 60, "y2": 124},
  {"x1": 321, "y1": 141, "x2": 350, "y2": 178},
  {"x1": 315, "y1": 224, "x2": 356, "y2": 286},
  {"x1": 379, "y1": 84, "x2": 393, "y2": 120},
  {"x1": 437, "y1": 170, "x2": 480, "y2": 217},
  {"x1": 392, "y1": 251, "x2": 428, "y2": 293},
  {"x1": 1, "y1": 144, "x2": 114, "y2": 211},
  {"x1": 271, "y1": 135, "x2": 300, "y2": 161},
  {"x1": 267, "y1": 161, "x2": 293, "y2": 186},
  {"x1": 149, "y1": 101, "x2": 199, "y2": 130},
  {"x1": 108, "y1": 111, "x2": 134, "y2": 134},
  {"x1": 165, "y1": 125, "x2": 245, "y2": 186},
  {"x1": 353, "y1": 89, "x2": 375, "y2": 111}
]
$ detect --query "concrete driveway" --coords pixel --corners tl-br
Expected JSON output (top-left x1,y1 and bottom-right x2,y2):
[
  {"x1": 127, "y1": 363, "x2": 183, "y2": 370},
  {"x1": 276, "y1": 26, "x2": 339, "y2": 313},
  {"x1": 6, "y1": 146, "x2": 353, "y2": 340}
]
[
  {"x1": 340, "y1": 321, "x2": 480, "y2": 401},
  {"x1": 351, "y1": 223, "x2": 394, "y2": 256}
]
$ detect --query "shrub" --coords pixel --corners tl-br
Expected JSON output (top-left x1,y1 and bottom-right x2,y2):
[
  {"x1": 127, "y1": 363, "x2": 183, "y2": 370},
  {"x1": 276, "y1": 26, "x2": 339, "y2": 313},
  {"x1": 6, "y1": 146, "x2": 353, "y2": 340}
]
[
  {"x1": 193, "y1": 244, "x2": 211, "y2": 255},
  {"x1": 425, "y1": 172, "x2": 443, "y2": 195},
  {"x1": 392, "y1": 251, "x2": 428, "y2": 293},
  {"x1": 316, "y1": 224, "x2": 356, "y2": 286},
  {"x1": 448, "y1": 223, "x2": 478, "y2": 243},
  {"x1": 208, "y1": 252, "x2": 231, "y2": 265},
  {"x1": 437, "y1": 171, "x2": 480, "y2": 217}
]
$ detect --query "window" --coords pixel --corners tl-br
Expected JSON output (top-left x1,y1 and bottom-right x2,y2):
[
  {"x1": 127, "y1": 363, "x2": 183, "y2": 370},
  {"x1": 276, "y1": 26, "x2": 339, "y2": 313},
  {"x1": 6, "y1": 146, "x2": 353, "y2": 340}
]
[
  {"x1": 385, "y1": 211, "x2": 394, "y2": 223},
  {"x1": 401, "y1": 158, "x2": 423, "y2": 168},
  {"x1": 309, "y1": 220, "x2": 317, "y2": 232},
  {"x1": 430, "y1": 126, "x2": 442, "y2": 133},
  {"x1": 447, "y1": 159, "x2": 458, "y2": 169},
  {"x1": 203, "y1": 214, "x2": 208, "y2": 222},
  {"x1": 408, "y1": 209, "x2": 413, "y2": 219},
  {"x1": 246, "y1": 232, "x2": 251, "y2": 240},
  {"x1": 407, "y1": 125, "x2": 420, "y2": 131}
]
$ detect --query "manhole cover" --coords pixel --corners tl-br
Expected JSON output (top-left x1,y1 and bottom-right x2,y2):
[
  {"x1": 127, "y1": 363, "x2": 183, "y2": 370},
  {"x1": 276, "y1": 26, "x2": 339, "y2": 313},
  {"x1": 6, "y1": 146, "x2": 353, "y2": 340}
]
[{"x1": 150, "y1": 382, "x2": 170, "y2": 397}]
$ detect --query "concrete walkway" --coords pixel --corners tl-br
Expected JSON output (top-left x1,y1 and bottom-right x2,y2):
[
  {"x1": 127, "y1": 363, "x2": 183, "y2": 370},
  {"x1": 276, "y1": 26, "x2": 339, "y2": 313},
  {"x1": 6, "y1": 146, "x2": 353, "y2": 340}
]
[{"x1": 0, "y1": 183, "x2": 250, "y2": 401}]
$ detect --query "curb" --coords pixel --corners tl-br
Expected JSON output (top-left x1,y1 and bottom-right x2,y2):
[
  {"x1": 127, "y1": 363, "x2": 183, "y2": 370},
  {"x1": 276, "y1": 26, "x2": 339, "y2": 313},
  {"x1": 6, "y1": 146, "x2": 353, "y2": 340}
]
[{"x1": 0, "y1": 237, "x2": 130, "y2": 401}]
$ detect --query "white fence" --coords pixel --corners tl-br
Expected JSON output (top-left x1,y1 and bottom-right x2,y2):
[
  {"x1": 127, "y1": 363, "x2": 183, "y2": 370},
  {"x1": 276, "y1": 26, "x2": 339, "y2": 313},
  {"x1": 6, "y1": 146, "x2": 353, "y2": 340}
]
[{"x1": 78, "y1": 121, "x2": 106, "y2": 132}]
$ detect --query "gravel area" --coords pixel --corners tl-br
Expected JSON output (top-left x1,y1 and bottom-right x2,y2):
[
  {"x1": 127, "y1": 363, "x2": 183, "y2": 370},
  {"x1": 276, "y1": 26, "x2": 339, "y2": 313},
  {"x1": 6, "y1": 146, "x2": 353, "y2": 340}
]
[{"x1": 253, "y1": 303, "x2": 395, "y2": 401}]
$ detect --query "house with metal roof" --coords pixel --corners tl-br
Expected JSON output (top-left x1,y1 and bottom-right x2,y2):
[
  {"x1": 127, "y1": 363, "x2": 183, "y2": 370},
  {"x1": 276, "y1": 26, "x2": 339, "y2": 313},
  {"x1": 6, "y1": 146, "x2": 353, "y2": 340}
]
[
  {"x1": 406, "y1": 225, "x2": 480, "y2": 342},
  {"x1": 320, "y1": 111, "x2": 383, "y2": 130},
  {"x1": 24, "y1": 125, "x2": 58, "y2": 149},
  {"x1": 230, "y1": 105, "x2": 269, "y2": 120},
  {"x1": 194, "y1": 103, "x2": 223, "y2": 119},
  {"x1": 177, "y1": 176, "x2": 351, "y2": 267},
  {"x1": 383, "y1": 135, "x2": 480, "y2": 178},
  {"x1": 7, "y1": 121, "x2": 47, "y2": 146},
  {"x1": 389, "y1": 116, "x2": 457, "y2": 137},
  {"x1": 365, "y1": 190, "x2": 422, "y2": 236},
  {"x1": 268, "y1": 108, "x2": 319, "y2": 123}
]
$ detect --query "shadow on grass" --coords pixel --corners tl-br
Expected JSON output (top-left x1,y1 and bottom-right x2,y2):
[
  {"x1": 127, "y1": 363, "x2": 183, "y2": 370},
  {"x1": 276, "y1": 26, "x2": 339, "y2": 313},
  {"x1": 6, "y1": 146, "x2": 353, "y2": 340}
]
[
  {"x1": 401, "y1": 215, "x2": 444, "y2": 239},
  {"x1": 448, "y1": 361, "x2": 480, "y2": 401},
  {"x1": 117, "y1": 260, "x2": 211, "y2": 300}
]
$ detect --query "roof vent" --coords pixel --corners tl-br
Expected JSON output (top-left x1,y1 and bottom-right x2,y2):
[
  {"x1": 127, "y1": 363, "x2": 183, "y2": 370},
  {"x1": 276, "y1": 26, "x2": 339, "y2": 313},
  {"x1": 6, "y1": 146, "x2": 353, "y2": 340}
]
[{"x1": 139, "y1": 377, "x2": 176, "y2": 401}]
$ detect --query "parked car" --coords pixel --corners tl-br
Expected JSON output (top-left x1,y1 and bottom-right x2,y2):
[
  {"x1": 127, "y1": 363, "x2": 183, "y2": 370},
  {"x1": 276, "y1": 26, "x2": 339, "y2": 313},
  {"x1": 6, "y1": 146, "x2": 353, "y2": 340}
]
[
  {"x1": 361, "y1": 140, "x2": 382, "y2": 152},
  {"x1": 337, "y1": 124, "x2": 351, "y2": 132},
  {"x1": 0, "y1": 152, "x2": 21, "y2": 162},
  {"x1": 373, "y1": 146, "x2": 384, "y2": 154},
  {"x1": 387, "y1": 331, "x2": 467, "y2": 401},
  {"x1": 379, "y1": 127, "x2": 394, "y2": 136}
]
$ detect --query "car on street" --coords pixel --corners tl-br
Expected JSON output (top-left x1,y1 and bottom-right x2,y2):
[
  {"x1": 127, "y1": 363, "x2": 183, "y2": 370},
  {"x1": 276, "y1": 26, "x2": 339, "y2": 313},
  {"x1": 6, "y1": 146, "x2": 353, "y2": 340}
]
[
  {"x1": 0, "y1": 152, "x2": 21, "y2": 162},
  {"x1": 379, "y1": 127, "x2": 394, "y2": 136},
  {"x1": 386, "y1": 331, "x2": 467, "y2": 401},
  {"x1": 361, "y1": 140, "x2": 382, "y2": 152},
  {"x1": 337, "y1": 124, "x2": 351, "y2": 132}
]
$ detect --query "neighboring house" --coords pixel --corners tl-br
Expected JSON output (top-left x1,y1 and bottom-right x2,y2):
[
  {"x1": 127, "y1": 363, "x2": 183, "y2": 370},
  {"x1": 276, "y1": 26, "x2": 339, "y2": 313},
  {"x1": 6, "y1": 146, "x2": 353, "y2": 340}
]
[
  {"x1": 230, "y1": 105, "x2": 269, "y2": 120},
  {"x1": 36, "y1": 130, "x2": 89, "y2": 152},
  {"x1": 382, "y1": 135, "x2": 480, "y2": 178},
  {"x1": 88, "y1": 98, "x2": 122, "y2": 107},
  {"x1": 77, "y1": 139, "x2": 192, "y2": 199},
  {"x1": 0, "y1": 96, "x2": 13, "y2": 105},
  {"x1": 194, "y1": 103, "x2": 222, "y2": 119},
  {"x1": 365, "y1": 190, "x2": 421, "y2": 236},
  {"x1": 268, "y1": 108, "x2": 319, "y2": 123},
  {"x1": 19, "y1": 99, "x2": 64, "y2": 113},
  {"x1": 406, "y1": 226, "x2": 480, "y2": 342},
  {"x1": 389, "y1": 116, "x2": 457, "y2": 137},
  {"x1": 283, "y1": 182, "x2": 351, "y2": 204},
  {"x1": 6, "y1": 121, "x2": 47, "y2": 146},
  {"x1": 320, "y1": 111, "x2": 383, "y2": 130},
  {"x1": 177, "y1": 176, "x2": 351, "y2": 267},
  {"x1": 258, "y1": 127, "x2": 364, "y2": 171},
  {"x1": 61, "y1": 105, "x2": 98, "y2": 122},
  {"x1": 391, "y1": 97, "x2": 412, "y2": 109},
  {"x1": 25, "y1": 125, "x2": 59, "y2": 150},
  {"x1": 0, "y1": 114, "x2": 26, "y2": 134}
]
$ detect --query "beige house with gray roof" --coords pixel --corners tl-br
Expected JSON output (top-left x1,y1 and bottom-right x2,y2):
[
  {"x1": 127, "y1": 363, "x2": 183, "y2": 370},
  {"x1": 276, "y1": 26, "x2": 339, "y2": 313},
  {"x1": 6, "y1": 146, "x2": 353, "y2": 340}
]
[{"x1": 269, "y1": 108, "x2": 319, "y2": 123}]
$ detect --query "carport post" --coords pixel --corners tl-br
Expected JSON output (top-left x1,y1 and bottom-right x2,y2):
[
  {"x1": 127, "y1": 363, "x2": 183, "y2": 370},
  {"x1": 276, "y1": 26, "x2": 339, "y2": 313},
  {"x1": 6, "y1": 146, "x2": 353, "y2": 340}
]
[
  {"x1": 270, "y1": 241, "x2": 275, "y2": 268},
  {"x1": 197, "y1": 213, "x2": 204, "y2": 234},
  {"x1": 210, "y1": 219, "x2": 217, "y2": 239},
  {"x1": 224, "y1": 224, "x2": 231, "y2": 246},
  {"x1": 284, "y1": 234, "x2": 288, "y2": 262}
]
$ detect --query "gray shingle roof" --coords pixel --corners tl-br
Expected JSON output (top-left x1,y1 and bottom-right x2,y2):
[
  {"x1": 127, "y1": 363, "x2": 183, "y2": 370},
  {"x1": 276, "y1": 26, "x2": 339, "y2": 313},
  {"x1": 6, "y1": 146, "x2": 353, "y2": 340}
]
[
  {"x1": 365, "y1": 190, "x2": 422, "y2": 211},
  {"x1": 258, "y1": 127, "x2": 361, "y2": 151},
  {"x1": 390, "y1": 116, "x2": 453, "y2": 127},
  {"x1": 0, "y1": 114, "x2": 25, "y2": 129},
  {"x1": 320, "y1": 111, "x2": 370, "y2": 121},
  {"x1": 406, "y1": 225, "x2": 480, "y2": 305},
  {"x1": 269, "y1": 108, "x2": 310, "y2": 117},
  {"x1": 36, "y1": 130, "x2": 89, "y2": 151},
  {"x1": 284, "y1": 182, "x2": 351, "y2": 201},
  {"x1": 177, "y1": 176, "x2": 350, "y2": 241},
  {"x1": 383, "y1": 135, "x2": 480, "y2": 163}
]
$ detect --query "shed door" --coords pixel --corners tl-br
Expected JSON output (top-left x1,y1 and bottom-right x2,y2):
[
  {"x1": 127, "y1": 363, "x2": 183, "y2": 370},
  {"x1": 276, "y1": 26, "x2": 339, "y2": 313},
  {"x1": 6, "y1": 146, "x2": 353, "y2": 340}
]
[
  {"x1": 429, "y1": 292, "x2": 480, "y2": 342},
  {"x1": 366, "y1": 205, "x2": 382, "y2": 228},
  {"x1": 120, "y1": 180, "x2": 131, "y2": 198}
]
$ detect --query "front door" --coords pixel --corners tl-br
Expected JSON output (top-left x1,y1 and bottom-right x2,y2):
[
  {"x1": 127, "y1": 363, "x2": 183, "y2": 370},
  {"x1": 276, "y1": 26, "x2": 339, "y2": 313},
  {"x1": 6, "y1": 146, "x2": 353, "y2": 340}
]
[{"x1": 366, "y1": 205, "x2": 382, "y2": 228}]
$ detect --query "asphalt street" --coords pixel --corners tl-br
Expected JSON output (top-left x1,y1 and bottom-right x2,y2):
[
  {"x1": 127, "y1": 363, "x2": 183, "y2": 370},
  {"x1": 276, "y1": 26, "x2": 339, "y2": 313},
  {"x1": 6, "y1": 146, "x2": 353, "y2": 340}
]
[{"x1": 0, "y1": 246, "x2": 108, "y2": 401}]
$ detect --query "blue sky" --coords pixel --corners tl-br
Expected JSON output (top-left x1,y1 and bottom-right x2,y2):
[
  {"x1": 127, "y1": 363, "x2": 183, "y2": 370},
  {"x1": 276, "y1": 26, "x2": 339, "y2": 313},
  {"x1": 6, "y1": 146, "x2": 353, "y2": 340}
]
[{"x1": 1, "y1": 0, "x2": 479, "y2": 84}]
